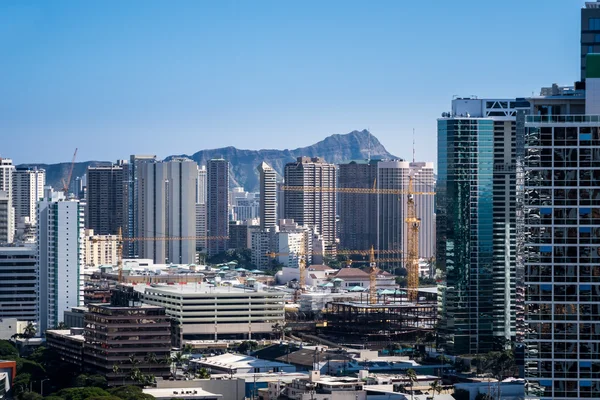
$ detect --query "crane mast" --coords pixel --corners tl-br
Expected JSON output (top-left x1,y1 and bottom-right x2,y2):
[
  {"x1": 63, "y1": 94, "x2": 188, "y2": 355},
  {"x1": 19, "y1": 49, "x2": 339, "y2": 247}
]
[
  {"x1": 406, "y1": 175, "x2": 420, "y2": 302},
  {"x1": 368, "y1": 246, "x2": 377, "y2": 305}
]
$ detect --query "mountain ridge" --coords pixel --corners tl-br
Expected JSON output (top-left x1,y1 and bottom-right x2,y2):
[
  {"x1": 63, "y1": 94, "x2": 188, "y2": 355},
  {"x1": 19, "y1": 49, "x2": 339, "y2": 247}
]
[{"x1": 19, "y1": 129, "x2": 399, "y2": 192}]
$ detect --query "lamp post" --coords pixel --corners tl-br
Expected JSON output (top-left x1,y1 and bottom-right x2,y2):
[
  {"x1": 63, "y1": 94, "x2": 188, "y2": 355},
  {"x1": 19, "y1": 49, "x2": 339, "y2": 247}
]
[{"x1": 40, "y1": 379, "x2": 50, "y2": 396}]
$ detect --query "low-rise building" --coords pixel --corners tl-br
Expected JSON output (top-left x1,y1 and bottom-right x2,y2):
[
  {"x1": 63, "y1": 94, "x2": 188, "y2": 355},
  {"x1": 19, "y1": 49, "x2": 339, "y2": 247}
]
[
  {"x1": 45, "y1": 328, "x2": 85, "y2": 368},
  {"x1": 63, "y1": 307, "x2": 87, "y2": 328},
  {"x1": 191, "y1": 354, "x2": 296, "y2": 375},
  {"x1": 138, "y1": 283, "x2": 285, "y2": 341},
  {"x1": 142, "y1": 388, "x2": 221, "y2": 400},
  {"x1": 0, "y1": 360, "x2": 16, "y2": 398},
  {"x1": 82, "y1": 229, "x2": 119, "y2": 267},
  {"x1": 332, "y1": 267, "x2": 396, "y2": 290}
]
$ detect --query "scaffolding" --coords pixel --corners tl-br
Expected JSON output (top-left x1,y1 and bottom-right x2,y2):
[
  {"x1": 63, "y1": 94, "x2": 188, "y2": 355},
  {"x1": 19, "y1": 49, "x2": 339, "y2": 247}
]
[{"x1": 321, "y1": 300, "x2": 437, "y2": 343}]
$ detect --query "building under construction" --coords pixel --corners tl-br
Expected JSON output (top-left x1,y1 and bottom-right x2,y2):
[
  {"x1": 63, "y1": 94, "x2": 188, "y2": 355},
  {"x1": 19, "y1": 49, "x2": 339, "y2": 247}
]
[{"x1": 319, "y1": 294, "x2": 437, "y2": 345}]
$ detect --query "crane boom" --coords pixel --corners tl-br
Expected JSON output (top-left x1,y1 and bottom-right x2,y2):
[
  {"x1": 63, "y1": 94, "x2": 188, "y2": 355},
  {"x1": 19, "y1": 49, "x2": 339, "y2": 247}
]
[
  {"x1": 281, "y1": 185, "x2": 434, "y2": 196},
  {"x1": 62, "y1": 148, "x2": 78, "y2": 195}
]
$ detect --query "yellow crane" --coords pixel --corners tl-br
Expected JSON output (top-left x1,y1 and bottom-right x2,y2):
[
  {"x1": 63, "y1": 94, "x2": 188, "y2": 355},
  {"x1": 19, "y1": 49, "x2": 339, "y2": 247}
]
[
  {"x1": 280, "y1": 183, "x2": 435, "y2": 302},
  {"x1": 368, "y1": 246, "x2": 378, "y2": 304}
]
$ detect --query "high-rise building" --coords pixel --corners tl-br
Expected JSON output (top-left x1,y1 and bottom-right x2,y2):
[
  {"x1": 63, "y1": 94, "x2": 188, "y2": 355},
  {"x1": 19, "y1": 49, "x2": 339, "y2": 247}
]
[
  {"x1": 0, "y1": 159, "x2": 14, "y2": 244},
  {"x1": 258, "y1": 162, "x2": 277, "y2": 229},
  {"x1": 13, "y1": 167, "x2": 45, "y2": 226},
  {"x1": 82, "y1": 229, "x2": 119, "y2": 267},
  {"x1": 523, "y1": 56, "x2": 600, "y2": 398},
  {"x1": 437, "y1": 98, "x2": 527, "y2": 355},
  {"x1": 0, "y1": 192, "x2": 13, "y2": 244},
  {"x1": 283, "y1": 157, "x2": 336, "y2": 254},
  {"x1": 229, "y1": 187, "x2": 259, "y2": 221},
  {"x1": 207, "y1": 158, "x2": 229, "y2": 257},
  {"x1": 136, "y1": 158, "x2": 197, "y2": 264},
  {"x1": 338, "y1": 160, "x2": 378, "y2": 251},
  {"x1": 37, "y1": 188, "x2": 84, "y2": 333},
  {"x1": 581, "y1": 1, "x2": 600, "y2": 81},
  {"x1": 196, "y1": 166, "x2": 208, "y2": 253},
  {"x1": 197, "y1": 165, "x2": 207, "y2": 204},
  {"x1": 376, "y1": 160, "x2": 406, "y2": 265},
  {"x1": 0, "y1": 246, "x2": 38, "y2": 322},
  {"x1": 86, "y1": 163, "x2": 125, "y2": 235},
  {"x1": 407, "y1": 162, "x2": 436, "y2": 260},
  {"x1": 125, "y1": 155, "x2": 156, "y2": 258}
]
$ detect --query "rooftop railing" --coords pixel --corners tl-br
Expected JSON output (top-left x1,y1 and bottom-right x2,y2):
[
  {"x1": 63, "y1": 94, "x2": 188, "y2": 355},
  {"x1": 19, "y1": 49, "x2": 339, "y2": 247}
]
[{"x1": 526, "y1": 115, "x2": 600, "y2": 123}]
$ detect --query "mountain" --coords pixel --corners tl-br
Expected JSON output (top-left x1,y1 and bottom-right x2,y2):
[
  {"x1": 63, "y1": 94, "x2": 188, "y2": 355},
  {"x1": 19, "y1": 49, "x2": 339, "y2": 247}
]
[{"x1": 19, "y1": 130, "x2": 399, "y2": 192}]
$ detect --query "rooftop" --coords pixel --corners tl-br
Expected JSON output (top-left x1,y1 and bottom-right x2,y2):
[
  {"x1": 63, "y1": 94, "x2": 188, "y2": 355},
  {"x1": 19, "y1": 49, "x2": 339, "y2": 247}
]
[
  {"x1": 46, "y1": 330, "x2": 85, "y2": 342},
  {"x1": 135, "y1": 283, "x2": 285, "y2": 297},
  {"x1": 142, "y1": 388, "x2": 221, "y2": 399},
  {"x1": 192, "y1": 353, "x2": 293, "y2": 371}
]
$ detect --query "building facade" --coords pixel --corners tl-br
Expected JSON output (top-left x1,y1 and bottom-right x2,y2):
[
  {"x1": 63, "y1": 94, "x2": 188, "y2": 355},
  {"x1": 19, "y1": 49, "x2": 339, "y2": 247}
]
[
  {"x1": 140, "y1": 283, "x2": 285, "y2": 341},
  {"x1": 37, "y1": 188, "x2": 84, "y2": 333},
  {"x1": 523, "y1": 59, "x2": 600, "y2": 398},
  {"x1": 86, "y1": 164, "x2": 125, "y2": 235},
  {"x1": 207, "y1": 159, "x2": 229, "y2": 257},
  {"x1": 82, "y1": 229, "x2": 119, "y2": 267},
  {"x1": 136, "y1": 158, "x2": 197, "y2": 264},
  {"x1": 0, "y1": 246, "x2": 38, "y2": 322},
  {"x1": 283, "y1": 157, "x2": 336, "y2": 254},
  {"x1": 13, "y1": 167, "x2": 45, "y2": 227},
  {"x1": 338, "y1": 160, "x2": 378, "y2": 251},
  {"x1": 0, "y1": 159, "x2": 14, "y2": 244},
  {"x1": 125, "y1": 155, "x2": 156, "y2": 258},
  {"x1": 581, "y1": 1, "x2": 600, "y2": 81},
  {"x1": 437, "y1": 98, "x2": 527, "y2": 354},
  {"x1": 258, "y1": 162, "x2": 277, "y2": 229}
]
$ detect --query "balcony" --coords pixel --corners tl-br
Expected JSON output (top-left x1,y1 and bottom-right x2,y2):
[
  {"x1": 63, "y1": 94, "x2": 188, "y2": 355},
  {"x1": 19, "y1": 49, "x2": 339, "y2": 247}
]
[{"x1": 526, "y1": 115, "x2": 600, "y2": 123}]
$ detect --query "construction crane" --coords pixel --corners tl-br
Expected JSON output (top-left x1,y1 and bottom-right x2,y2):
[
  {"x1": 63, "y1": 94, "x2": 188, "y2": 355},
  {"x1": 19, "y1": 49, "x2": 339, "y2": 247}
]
[
  {"x1": 91, "y1": 233, "x2": 229, "y2": 283},
  {"x1": 61, "y1": 148, "x2": 78, "y2": 195},
  {"x1": 368, "y1": 246, "x2": 378, "y2": 305},
  {"x1": 405, "y1": 175, "x2": 421, "y2": 302},
  {"x1": 267, "y1": 248, "x2": 403, "y2": 289},
  {"x1": 280, "y1": 183, "x2": 434, "y2": 301}
]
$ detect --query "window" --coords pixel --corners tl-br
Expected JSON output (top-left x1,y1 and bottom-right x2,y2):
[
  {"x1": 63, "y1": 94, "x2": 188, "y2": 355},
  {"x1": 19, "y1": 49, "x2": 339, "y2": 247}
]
[
  {"x1": 595, "y1": 33, "x2": 600, "y2": 42},
  {"x1": 590, "y1": 45, "x2": 595, "y2": 54},
  {"x1": 590, "y1": 18, "x2": 600, "y2": 30}
]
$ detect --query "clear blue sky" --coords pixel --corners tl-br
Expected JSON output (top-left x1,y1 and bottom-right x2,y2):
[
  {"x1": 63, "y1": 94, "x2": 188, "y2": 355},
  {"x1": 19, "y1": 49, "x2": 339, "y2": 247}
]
[{"x1": 0, "y1": 0, "x2": 583, "y2": 165}]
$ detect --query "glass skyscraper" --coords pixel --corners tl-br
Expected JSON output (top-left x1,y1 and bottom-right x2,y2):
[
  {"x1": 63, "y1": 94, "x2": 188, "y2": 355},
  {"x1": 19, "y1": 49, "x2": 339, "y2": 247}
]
[{"x1": 437, "y1": 98, "x2": 524, "y2": 355}]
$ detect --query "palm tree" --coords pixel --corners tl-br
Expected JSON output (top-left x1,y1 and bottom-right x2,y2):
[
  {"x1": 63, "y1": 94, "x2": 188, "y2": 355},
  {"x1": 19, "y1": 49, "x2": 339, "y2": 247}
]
[
  {"x1": 405, "y1": 369, "x2": 418, "y2": 400},
  {"x1": 54, "y1": 322, "x2": 68, "y2": 330},
  {"x1": 183, "y1": 344, "x2": 194, "y2": 355},
  {"x1": 430, "y1": 380, "x2": 443, "y2": 399},
  {"x1": 23, "y1": 322, "x2": 36, "y2": 338},
  {"x1": 196, "y1": 367, "x2": 210, "y2": 379},
  {"x1": 145, "y1": 353, "x2": 158, "y2": 365}
]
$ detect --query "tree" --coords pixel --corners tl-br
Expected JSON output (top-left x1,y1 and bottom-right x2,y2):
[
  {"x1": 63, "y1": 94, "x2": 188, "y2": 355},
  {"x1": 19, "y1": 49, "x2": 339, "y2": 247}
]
[
  {"x1": 238, "y1": 341, "x2": 258, "y2": 354},
  {"x1": 54, "y1": 322, "x2": 68, "y2": 330},
  {"x1": 0, "y1": 340, "x2": 19, "y2": 359},
  {"x1": 196, "y1": 368, "x2": 210, "y2": 379},
  {"x1": 107, "y1": 385, "x2": 155, "y2": 400},
  {"x1": 429, "y1": 380, "x2": 443, "y2": 399},
  {"x1": 55, "y1": 387, "x2": 111, "y2": 400},
  {"x1": 23, "y1": 322, "x2": 36, "y2": 339},
  {"x1": 271, "y1": 322, "x2": 286, "y2": 341},
  {"x1": 405, "y1": 369, "x2": 417, "y2": 400},
  {"x1": 183, "y1": 344, "x2": 194, "y2": 355},
  {"x1": 18, "y1": 392, "x2": 43, "y2": 400}
]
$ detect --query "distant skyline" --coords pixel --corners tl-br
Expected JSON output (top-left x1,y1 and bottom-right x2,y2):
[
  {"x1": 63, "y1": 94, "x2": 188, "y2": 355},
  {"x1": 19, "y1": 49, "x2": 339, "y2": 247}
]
[{"x1": 1, "y1": 0, "x2": 583, "y2": 164}]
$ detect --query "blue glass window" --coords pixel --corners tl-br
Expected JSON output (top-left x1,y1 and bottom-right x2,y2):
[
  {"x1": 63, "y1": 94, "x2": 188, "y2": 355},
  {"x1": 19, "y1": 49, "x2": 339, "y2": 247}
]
[
  {"x1": 581, "y1": 133, "x2": 592, "y2": 140},
  {"x1": 590, "y1": 45, "x2": 595, "y2": 53},
  {"x1": 581, "y1": 227, "x2": 592, "y2": 233},
  {"x1": 596, "y1": 33, "x2": 600, "y2": 41},
  {"x1": 540, "y1": 208, "x2": 552, "y2": 215},
  {"x1": 590, "y1": 18, "x2": 600, "y2": 30},
  {"x1": 581, "y1": 361, "x2": 592, "y2": 368}
]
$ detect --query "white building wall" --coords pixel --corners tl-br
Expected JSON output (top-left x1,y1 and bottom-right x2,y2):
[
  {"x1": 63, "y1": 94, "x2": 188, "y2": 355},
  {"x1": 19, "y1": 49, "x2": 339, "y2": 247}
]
[
  {"x1": 0, "y1": 159, "x2": 15, "y2": 244},
  {"x1": 37, "y1": 189, "x2": 84, "y2": 333},
  {"x1": 13, "y1": 168, "x2": 45, "y2": 226}
]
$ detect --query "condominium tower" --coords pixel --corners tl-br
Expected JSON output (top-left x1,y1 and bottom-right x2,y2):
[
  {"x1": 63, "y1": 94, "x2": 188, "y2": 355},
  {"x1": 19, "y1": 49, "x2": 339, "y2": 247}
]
[
  {"x1": 338, "y1": 160, "x2": 378, "y2": 251},
  {"x1": 0, "y1": 159, "x2": 14, "y2": 244},
  {"x1": 207, "y1": 158, "x2": 229, "y2": 257},
  {"x1": 136, "y1": 158, "x2": 197, "y2": 264},
  {"x1": 437, "y1": 98, "x2": 526, "y2": 355},
  {"x1": 86, "y1": 163, "x2": 125, "y2": 235},
  {"x1": 13, "y1": 167, "x2": 45, "y2": 225},
  {"x1": 258, "y1": 162, "x2": 277, "y2": 229},
  {"x1": 37, "y1": 188, "x2": 84, "y2": 333},
  {"x1": 523, "y1": 56, "x2": 600, "y2": 398},
  {"x1": 283, "y1": 157, "x2": 336, "y2": 254}
]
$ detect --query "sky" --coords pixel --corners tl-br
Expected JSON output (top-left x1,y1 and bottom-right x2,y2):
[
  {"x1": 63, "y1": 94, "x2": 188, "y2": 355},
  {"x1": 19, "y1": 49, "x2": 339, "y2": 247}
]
[{"x1": 0, "y1": 0, "x2": 584, "y2": 165}]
